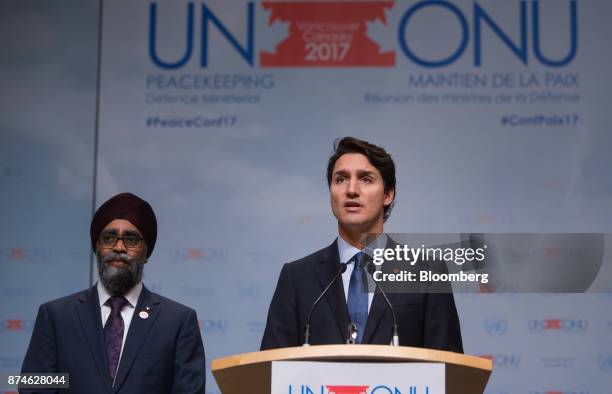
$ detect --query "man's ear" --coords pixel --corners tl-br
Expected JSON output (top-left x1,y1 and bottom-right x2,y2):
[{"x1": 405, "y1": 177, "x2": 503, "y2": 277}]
[
  {"x1": 142, "y1": 244, "x2": 149, "y2": 263},
  {"x1": 383, "y1": 188, "x2": 395, "y2": 207}
]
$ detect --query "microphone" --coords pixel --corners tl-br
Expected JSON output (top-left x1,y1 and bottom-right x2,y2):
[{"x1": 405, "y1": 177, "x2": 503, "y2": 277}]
[
  {"x1": 366, "y1": 261, "x2": 400, "y2": 346},
  {"x1": 303, "y1": 262, "x2": 348, "y2": 346},
  {"x1": 346, "y1": 323, "x2": 358, "y2": 344}
]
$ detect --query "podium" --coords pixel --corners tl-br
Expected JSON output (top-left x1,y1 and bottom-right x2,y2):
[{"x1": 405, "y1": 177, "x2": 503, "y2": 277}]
[{"x1": 212, "y1": 345, "x2": 492, "y2": 394}]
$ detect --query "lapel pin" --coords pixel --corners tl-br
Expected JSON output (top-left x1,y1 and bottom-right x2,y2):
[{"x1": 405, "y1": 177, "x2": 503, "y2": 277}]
[{"x1": 139, "y1": 310, "x2": 149, "y2": 319}]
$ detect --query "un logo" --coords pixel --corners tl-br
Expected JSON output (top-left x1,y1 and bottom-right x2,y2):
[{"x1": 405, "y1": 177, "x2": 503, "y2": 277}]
[
  {"x1": 484, "y1": 318, "x2": 508, "y2": 337},
  {"x1": 599, "y1": 354, "x2": 612, "y2": 372}
]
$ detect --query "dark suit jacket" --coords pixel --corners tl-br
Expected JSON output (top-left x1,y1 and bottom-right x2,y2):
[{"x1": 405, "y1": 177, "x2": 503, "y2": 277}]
[
  {"x1": 21, "y1": 285, "x2": 205, "y2": 394},
  {"x1": 261, "y1": 240, "x2": 463, "y2": 352}
]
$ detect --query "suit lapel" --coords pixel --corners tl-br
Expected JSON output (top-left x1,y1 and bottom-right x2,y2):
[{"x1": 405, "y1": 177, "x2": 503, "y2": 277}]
[
  {"x1": 112, "y1": 286, "x2": 161, "y2": 393},
  {"x1": 362, "y1": 290, "x2": 396, "y2": 344},
  {"x1": 314, "y1": 240, "x2": 350, "y2": 341},
  {"x1": 75, "y1": 286, "x2": 113, "y2": 393}
]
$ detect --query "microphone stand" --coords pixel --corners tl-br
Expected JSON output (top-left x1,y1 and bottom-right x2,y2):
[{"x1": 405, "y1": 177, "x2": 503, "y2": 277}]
[
  {"x1": 366, "y1": 261, "x2": 400, "y2": 346},
  {"x1": 303, "y1": 263, "x2": 348, "y2": 346}
]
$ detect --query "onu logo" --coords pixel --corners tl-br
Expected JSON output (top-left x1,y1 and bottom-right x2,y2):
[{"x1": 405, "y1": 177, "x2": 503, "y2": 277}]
[
  {"x1": 288, "y1": 385, "x2": 430, "y2": 394},
  {"x1": 238, "y1": 283, "x2": 260, "y2": 300},
  {"x1": 170, "y1": 248, "x2": 228, "y2": 262},
  {"x1": 482, "y1": 354, "x2": 520, "y2": 369},
  {"x1": 0, "y1": 248, "x2": 52, "y2": 262},
  {"x1": 199, "y1": 319, "x2": 227, "y2": 334},
  {"x1": 528, "y1": 319, "x2": 588, "y2": 333},
  {"x1": 1, "y1": 319, "x2": 35, "y2": 332},
  {"x1": 148, "y1": 0, "x2": 578, "y2": 69}
]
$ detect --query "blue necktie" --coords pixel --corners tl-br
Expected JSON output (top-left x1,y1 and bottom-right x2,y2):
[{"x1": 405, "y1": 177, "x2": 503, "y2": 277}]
[{"x1": 347, "y1": 252, "x2": 368, "y2": 343}]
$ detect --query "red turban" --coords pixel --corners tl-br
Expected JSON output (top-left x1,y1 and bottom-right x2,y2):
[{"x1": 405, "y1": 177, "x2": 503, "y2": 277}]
[{"x1": 90, "y1": 193, "x2": 157, "y2": 257}]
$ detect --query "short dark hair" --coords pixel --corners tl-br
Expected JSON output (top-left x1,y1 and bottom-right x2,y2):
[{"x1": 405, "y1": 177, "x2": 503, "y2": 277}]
[{"x1": 326, "y1": 136, "x2": 396, "y2": 221}]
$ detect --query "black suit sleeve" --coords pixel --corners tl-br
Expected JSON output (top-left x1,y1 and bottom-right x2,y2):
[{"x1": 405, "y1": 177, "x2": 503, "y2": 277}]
[
  {"x1": 20, "y1": 303, "x2": 58, "y2": 393},
  {"x1": 423, "y1": 292, "x2": 464, "y2": 353},
  {"x1": 171, "y1": 309, "x2": 206, "y2": 394},
  {"x1": 260, "y1": 264, "x2": 300, "y2": 350}
]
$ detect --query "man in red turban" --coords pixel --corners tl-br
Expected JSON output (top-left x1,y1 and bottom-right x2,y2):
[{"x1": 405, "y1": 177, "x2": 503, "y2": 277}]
[
  {"x1": 90, "y1": 193, "x2": 157, "y2": 297},
  {"x1": 21, "y1": 193, "x2": 206, "y2": 393}
]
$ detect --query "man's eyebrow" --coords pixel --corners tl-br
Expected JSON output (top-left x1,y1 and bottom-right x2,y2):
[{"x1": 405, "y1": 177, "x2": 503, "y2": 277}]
[
  {"x1": 356, "y1": 170, "x2": 377, "y2": 177},
  {"x1": 100, "y1": 229, "x2": 142, "y2": 237},
  {"x1": 333, "y1": 169, "x2": 349, "y2": 176},
  {"x1": 122, "y1": 230, "x2": 142, "y2": 237}
]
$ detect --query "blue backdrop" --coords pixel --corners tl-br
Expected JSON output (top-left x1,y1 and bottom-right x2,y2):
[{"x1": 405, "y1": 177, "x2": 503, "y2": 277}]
[{"x1": 1, "y1": 1, "x2": 612, "y2": 393}]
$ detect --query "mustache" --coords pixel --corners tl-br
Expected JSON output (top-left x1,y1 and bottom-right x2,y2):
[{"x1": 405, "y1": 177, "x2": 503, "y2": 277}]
[{"x1": 101, "y1": 252, "x2": 135, "y2": 265}]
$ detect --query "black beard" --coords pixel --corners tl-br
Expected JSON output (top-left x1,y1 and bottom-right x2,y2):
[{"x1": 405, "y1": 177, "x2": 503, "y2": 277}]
[{"x1": 97, "y1": 252, "x2": 145, "y2": 296}]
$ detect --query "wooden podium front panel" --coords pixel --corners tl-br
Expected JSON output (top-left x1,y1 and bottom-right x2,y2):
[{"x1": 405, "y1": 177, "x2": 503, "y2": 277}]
[{"x1": 212, "y1": 345, "x2": 492, "y2": 394}]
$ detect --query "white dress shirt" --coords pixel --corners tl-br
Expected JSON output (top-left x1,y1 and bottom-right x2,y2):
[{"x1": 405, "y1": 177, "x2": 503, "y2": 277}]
[
  {"x1": 97, "y1": 281, "x2": 142, "y2": 378},
  {"x1": 337, "y1": 235, "x2": 375, "y2": 312}
]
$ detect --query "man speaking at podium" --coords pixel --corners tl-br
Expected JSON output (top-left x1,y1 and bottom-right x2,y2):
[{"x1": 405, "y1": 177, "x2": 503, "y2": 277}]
[
  {"x1": 261, "y1": 137, "x2": 463, "y2": 352},
  {"x1": 21, "y1": 193, "x2": 206, "y2": 393}
]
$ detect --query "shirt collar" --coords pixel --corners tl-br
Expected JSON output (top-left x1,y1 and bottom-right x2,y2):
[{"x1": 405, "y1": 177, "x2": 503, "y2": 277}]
[
  {"x1": 337, "y1": 233, "x2": 388, "y2": 264},
  {"x1": 97, "y1": 281, "x2": 143, "y2": 308},
  {"x1": 337, "y1": 235, "x2": 362, "y2": 264}
]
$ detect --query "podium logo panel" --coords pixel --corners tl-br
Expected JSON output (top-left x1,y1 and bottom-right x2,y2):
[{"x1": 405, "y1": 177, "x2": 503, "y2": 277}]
[{"x1": 272, "y1": 361, "x2": 444, "y2": 394}]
